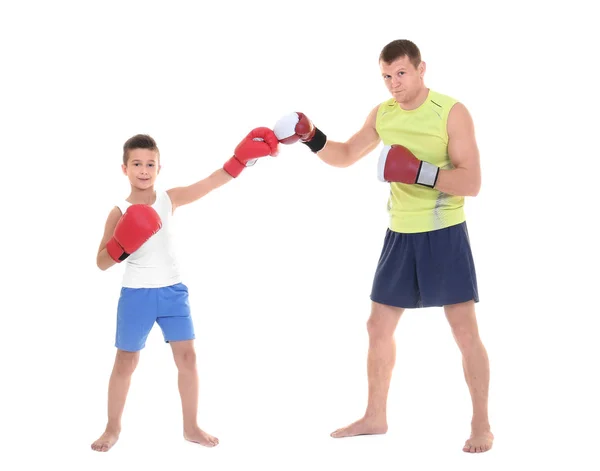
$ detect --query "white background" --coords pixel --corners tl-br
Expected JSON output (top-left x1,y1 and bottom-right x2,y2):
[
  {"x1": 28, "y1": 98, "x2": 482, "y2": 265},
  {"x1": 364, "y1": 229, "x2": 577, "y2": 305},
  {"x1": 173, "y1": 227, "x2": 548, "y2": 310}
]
[{"x1": 1, "y1": 0, "x2": 598, "y2": 470}]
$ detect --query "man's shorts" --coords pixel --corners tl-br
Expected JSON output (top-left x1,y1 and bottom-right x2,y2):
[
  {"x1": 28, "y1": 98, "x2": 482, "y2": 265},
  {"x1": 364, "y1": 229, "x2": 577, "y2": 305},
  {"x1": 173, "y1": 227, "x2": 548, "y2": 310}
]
[
  {"x1": 115, "y1": 282, "x2": 195, "y2": 352},
  {"x1": 370, "y1": 222, "x2": 479, "y2": 309}
]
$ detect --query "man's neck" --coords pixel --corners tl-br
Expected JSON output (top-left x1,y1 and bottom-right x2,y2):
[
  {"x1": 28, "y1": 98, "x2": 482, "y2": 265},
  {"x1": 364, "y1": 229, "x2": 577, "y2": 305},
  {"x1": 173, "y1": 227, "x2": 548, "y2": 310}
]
[{"x1": 397, "y1": 87, "x2": 429, "y2": 111}]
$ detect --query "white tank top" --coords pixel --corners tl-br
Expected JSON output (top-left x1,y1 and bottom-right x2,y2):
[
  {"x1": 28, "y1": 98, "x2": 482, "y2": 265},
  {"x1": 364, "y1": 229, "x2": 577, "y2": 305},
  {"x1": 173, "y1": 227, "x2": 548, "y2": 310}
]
[{"x1": 115, "y1": 190, "x2": 182, "y2": 288}]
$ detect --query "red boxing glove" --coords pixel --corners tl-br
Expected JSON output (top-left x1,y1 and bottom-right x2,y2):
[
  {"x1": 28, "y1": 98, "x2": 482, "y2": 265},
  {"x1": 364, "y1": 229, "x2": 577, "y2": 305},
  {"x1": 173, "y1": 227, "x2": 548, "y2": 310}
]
[
  {"x1": 106, "y1": 204, "x2": 162, "y2": 262},
  {"x1": 223, "y1": 127, "x2": 280, "y2": 178},
  {"x1": 377, "y1": 145, "x2": 439, "y2": 188},
  {"x1": 273, "y1": 112, "x2": 327, "y2": 153}
]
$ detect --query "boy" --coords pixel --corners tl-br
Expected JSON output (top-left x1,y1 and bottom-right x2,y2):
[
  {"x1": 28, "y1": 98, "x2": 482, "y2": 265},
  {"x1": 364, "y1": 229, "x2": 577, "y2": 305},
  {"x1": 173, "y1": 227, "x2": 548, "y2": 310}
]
[{"x1": 91, "y1": 127, "x2": 279, "y2": 452}]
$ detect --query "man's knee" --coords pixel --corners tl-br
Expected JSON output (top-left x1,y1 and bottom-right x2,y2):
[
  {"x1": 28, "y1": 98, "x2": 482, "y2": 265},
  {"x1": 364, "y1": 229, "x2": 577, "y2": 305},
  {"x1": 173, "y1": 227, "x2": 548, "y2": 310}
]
[
  {"x1": 367, "y1": 302, "x2": 403, "y2": 340},
  {"x1": 445, "y1": 301, "x2": 481, "y2": 352},
  {"x1": 451, "y1": 324, "x2": 479, "y2": 352}
]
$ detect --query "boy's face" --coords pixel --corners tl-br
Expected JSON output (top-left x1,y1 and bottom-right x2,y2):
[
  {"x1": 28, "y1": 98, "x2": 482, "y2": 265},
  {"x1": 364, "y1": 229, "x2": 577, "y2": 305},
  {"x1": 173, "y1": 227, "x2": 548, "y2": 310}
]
[{"x1": 122, "y1": 148, "x2": 160, "y2": 190}]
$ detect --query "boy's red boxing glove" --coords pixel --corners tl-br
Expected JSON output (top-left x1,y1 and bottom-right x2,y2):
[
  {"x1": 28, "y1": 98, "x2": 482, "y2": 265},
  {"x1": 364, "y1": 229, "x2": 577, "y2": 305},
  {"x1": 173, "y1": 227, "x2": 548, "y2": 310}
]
[
  {"x1": 106, "y1": 204, "x2": 162, "y2": 262},
  {"x1": 223, "y1": 127, "x2": 280, "y2": 178}
]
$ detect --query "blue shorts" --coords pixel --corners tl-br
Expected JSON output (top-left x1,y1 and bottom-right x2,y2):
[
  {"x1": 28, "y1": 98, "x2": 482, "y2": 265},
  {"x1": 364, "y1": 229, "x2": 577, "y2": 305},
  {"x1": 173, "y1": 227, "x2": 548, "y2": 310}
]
[
  {"x1": 115, "y1": 282, "x2": 195, "y2": 352},
  {"x1": 370, "y1": 222, "x2": 479, "y2": 309}
]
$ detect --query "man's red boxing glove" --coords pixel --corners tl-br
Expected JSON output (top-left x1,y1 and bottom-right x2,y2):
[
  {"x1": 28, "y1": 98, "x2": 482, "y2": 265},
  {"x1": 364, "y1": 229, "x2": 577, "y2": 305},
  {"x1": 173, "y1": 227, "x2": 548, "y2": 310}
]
[
  {"x1": 377, "y1": 145, "x2": 440, "y2": 188},
  {"x1": 273, "y1": 112, "x2": 327, "y2": 153},
  {"x1": 106, "y1": 204, "x2": 162, "y2": 262},
  {"x1": 223, "y1": 127, "x2": 280, "y2": 178}
]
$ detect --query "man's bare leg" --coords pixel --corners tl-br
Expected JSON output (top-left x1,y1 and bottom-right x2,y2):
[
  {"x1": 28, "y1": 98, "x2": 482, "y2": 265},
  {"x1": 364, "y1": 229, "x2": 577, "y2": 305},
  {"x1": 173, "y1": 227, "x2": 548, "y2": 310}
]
[
  {"x1": 445, "y1": 301, "x2": 493, "y2": 453},
  {"x1": 170, "y1": 340, "x2": 219, "y2": 447},
  {"x1": 91, "y1": 349, "x2": 139, "y2": 452},
  {"x1": 331, "y1": 301, "x2": 404, "y2": 438}
]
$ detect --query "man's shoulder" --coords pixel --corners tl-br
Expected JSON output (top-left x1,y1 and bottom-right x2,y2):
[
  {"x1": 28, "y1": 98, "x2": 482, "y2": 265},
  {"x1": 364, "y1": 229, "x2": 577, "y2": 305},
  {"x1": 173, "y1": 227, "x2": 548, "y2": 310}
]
[
  {"x1": 379, "y1": 97, "x2": 397, "y2": 109},
  {"x1": 373, "y1": 98, "x2": 397, "y2": 120},
  {"x1": 428, "y1": 89, "x2": 459, "y2": 106}
]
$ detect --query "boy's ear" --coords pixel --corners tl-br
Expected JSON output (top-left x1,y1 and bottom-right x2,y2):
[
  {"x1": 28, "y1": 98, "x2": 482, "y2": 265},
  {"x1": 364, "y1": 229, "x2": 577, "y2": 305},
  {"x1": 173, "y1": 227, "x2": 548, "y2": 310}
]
[{"x1": 121, "y1": 164, "x2": 127, "y2": 175}]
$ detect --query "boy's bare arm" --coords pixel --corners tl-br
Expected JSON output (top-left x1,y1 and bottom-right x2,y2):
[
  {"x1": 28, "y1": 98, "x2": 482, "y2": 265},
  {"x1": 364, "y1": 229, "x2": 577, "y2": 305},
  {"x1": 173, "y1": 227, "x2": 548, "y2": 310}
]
[
  {"x1": 97, "y1": 206, "x2": 122, "y2": 271},
  {"x1": 167, "y1": 168, "x2": 233, "y2": 211}
]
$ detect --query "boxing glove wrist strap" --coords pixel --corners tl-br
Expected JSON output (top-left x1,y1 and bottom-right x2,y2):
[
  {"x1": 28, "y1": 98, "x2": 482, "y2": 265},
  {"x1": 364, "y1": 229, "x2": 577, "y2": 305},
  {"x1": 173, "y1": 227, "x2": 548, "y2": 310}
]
[
  {"x1": 223, "y1": 156, "x2": 245, "y2": 178},
  {"x1": 106, "y1": 238, "x2": 130, "y2": 262},
  {"x1": 302, "y1": 127, "x2": 327, "y2": 153},
  {"x1": 417, "y1": 161, "x2": 439, "y2": 188}
]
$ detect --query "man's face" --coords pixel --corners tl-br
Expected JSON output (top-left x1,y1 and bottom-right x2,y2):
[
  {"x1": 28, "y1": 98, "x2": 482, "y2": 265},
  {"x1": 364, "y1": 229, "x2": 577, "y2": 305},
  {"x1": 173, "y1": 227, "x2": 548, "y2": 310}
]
[{"x1": 380, "y1": 55, "x2": 425, "y2": 104}]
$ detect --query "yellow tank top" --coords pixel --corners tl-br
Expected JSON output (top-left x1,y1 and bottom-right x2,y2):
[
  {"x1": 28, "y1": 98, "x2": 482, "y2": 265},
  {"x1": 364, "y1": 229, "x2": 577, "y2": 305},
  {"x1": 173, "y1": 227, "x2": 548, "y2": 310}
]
[{"x1": 376, "y1": 89, "x2": 465, "y2": 233}]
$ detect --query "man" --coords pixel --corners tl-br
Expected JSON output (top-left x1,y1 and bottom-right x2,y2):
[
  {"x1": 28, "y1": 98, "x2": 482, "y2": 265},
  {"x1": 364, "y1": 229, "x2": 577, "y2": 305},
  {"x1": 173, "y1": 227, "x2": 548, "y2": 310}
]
[{"x1": 273, "y1": 39, "x2": 493, "y2": 453}]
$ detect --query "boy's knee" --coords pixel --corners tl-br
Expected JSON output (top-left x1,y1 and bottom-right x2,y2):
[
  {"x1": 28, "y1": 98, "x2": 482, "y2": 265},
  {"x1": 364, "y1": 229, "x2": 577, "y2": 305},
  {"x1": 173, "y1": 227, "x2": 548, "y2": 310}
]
[
  {"x1": 114, "y1": 349, "x2": 139, "y2": 375},
  {"x1": 174, "y1": 348, "x2": 196, "y2": 371}
]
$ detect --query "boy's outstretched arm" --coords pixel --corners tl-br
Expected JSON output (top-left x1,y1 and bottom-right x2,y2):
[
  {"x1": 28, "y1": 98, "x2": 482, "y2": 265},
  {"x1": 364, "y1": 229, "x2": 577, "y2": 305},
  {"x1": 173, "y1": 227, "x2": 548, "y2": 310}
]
[
  {"x1": 168, "y1": 127, "x2": 279, "y2": 210},
  {"x1": 167, "y1": 168, "x2": 232, "y2": 210}
]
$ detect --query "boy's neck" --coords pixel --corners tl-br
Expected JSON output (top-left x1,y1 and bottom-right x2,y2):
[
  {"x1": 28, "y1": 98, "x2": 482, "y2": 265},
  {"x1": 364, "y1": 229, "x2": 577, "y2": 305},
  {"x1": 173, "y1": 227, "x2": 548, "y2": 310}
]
[{"x1": 126, "y1": 187, "x2": 156, "y2": 205}]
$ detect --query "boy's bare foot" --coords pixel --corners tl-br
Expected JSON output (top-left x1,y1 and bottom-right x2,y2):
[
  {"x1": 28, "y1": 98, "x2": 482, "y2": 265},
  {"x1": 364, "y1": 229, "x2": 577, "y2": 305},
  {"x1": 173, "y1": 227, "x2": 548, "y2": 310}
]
[
  {"x1": 184, "y1": 426, "x2": 219, "y2": 447},
  {"x1": 91, "y1": 428, "x2": 120, "y2": 452},
  {"x1": 330, "y1": 416, "x2": 388, "y2": 438},
  {"x1": 463, "y1": 428, "x2": 494, "y2": 453}
]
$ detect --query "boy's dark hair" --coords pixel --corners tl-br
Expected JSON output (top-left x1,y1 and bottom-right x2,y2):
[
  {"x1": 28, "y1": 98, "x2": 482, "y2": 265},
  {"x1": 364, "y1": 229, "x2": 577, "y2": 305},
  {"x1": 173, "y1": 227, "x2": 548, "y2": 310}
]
[
  {"x1": 379, "y1": 39, "x2": 422, "y2": 69},
  {"x1": 123, "y1": 134, "x2": 160, "y2": 165}
]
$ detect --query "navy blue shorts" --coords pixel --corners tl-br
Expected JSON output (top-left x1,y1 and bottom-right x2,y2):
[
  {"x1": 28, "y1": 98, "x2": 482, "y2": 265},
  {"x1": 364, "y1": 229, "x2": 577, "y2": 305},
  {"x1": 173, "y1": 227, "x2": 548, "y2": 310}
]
[
  {"x1": 115, "y1": 282, "x2": 195, "y2": 352},
  {"x1": 370, "y1": 222, "x2": 479, "y2": 309}
]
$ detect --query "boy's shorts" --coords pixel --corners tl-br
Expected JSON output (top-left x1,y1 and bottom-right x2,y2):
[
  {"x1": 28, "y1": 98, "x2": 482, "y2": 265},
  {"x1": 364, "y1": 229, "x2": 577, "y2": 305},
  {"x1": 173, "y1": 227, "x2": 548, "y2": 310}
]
[
  {"x1": 115, "y1": 282, "x2": 195, "y2": 352},
  {"x1": 370, "y1": 222, "x2": 479, "y2": 309}
]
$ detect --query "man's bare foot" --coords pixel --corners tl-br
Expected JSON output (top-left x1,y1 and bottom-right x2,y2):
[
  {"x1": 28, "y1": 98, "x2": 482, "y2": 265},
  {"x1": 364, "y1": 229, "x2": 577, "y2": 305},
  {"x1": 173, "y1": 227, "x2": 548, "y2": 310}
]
[
  {"x1": 91, "y1": 428, "x2": 120, "y2": 452},
  {"x1": 184, "y1": 426, "x2": 219, "y2": 447},
  {"x1": 463, "y1": 428, "x2": 494, "y2": 453},
  {"x1": 330, "y1": 416, "x2": 388, "y2": 438}
]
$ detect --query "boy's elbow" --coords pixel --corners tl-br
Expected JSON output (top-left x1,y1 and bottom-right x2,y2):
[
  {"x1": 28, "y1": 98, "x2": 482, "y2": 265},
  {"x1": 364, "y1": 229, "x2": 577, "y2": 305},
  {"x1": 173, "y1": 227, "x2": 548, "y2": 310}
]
[{"x1": 97, "y1": 256, "x2": 110, "y2": 271}]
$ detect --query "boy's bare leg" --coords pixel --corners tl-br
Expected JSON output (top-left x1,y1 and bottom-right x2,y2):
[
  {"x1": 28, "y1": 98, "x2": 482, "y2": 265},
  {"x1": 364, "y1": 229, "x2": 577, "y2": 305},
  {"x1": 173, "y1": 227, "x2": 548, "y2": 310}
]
[
  {"x1": 91, "y1": 349, "x2": 139, "y2": 452},
  {"x1": 445, "y1": 301, "x2": 493, "y2": 453},
  {"x1": 170, "y1": 340, "x2": 219, "y2": 447},
  {"x1": 331, "y1": 302, "x2": 404, "y2": 438}
]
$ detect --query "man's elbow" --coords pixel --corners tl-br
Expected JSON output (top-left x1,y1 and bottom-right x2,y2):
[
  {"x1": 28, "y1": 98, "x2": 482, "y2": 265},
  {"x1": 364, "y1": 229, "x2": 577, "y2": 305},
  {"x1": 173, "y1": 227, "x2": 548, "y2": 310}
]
[{"x1": 468, "y1": 178, "x2": 481, "y2": 197}]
